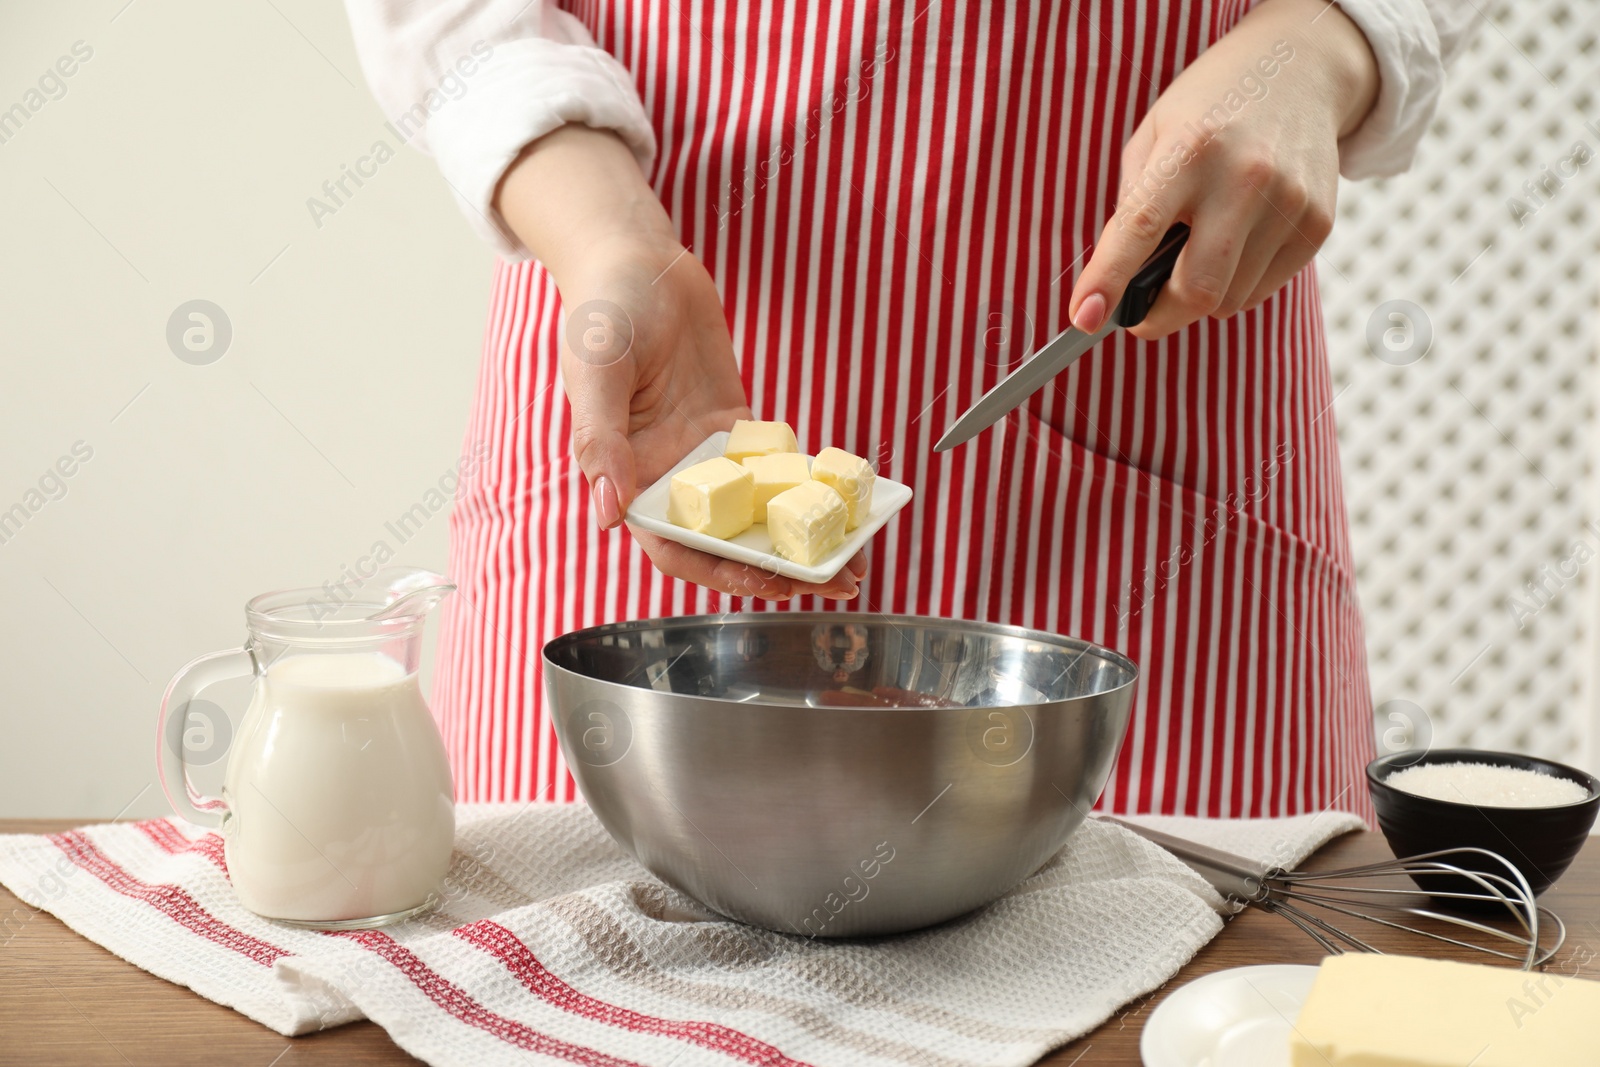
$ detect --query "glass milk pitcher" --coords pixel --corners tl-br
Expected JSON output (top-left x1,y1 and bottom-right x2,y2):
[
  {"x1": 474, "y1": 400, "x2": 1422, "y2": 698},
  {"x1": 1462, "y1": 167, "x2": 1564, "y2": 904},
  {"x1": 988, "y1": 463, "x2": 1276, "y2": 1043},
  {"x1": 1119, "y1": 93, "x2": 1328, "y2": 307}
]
[{"x1": 158, "y1": 568, "x2": 456, "y2": 929}]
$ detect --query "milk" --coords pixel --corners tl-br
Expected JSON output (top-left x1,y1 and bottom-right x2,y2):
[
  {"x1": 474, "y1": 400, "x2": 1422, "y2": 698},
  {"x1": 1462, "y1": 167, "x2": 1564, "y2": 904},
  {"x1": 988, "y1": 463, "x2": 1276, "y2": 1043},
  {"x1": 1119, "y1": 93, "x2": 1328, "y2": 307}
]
[{"x1": 220, "y1": 651, "x2": 454, "y2": 924}]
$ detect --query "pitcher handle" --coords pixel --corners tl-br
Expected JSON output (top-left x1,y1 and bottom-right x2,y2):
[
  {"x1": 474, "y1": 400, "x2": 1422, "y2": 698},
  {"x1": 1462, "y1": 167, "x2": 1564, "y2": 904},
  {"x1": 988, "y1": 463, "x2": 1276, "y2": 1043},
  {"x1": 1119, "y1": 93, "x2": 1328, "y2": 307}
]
[{"x1": 158, "y1": 647, "x2": 255, "y2": 828}]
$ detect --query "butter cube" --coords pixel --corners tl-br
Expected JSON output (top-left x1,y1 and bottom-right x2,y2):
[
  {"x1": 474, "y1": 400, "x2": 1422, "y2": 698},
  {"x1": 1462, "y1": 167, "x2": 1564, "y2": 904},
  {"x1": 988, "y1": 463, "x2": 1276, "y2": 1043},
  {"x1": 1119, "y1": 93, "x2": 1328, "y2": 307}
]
[
  {"x1": 809, "y1": 447, "x2": 875, "y2": 530},
  {"x1": 766, "y1": 481, "x2": 847, "y2": 566},
  {"x1": 666, "y1": 457, "x2": 754, "y2": 539},
  {"x1": 724, "y1": 420, "x2": 799, "y2": 464},
  {"x1": 1291, "y1": 953, "x2": 1600, "y2": 1067},
  {"x1": 743, "y1": 453, "x2": 811, "y2": 523}
]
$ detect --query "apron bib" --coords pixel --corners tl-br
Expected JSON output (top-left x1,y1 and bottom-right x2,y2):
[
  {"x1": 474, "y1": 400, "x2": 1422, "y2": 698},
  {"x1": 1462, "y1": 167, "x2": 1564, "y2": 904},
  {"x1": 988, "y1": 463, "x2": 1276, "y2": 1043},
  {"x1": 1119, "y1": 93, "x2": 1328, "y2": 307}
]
[{"x1": 436, "y1": 0, "x2": 1376, "y2": 820}]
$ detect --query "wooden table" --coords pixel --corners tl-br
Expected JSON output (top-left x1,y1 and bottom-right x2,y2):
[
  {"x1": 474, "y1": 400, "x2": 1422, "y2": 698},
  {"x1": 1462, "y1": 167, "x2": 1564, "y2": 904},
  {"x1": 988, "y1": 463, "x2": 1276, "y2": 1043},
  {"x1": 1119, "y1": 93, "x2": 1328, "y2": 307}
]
[{"x1": 2, "y1": 823, "x2": 1595, "y2": 1066}]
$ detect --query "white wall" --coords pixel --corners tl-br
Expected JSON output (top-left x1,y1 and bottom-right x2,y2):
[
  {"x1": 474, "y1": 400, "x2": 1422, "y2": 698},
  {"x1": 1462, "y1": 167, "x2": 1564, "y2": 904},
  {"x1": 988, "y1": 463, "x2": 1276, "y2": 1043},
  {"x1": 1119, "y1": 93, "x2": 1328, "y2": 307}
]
[
  {"x1": 1318, "y1": 0, "x2": 1599, "y2": 777},
  {"x1": 0, "y1": 1, "x2": 491, "y2": 818}
]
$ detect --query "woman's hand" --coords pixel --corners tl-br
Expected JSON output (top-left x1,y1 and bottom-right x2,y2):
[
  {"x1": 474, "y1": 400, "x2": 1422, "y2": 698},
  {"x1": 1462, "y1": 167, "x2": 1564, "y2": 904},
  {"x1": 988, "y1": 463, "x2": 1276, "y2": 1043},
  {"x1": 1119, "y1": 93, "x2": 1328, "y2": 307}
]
[
  {"x1": 495, "y1": 127, "x2": 864, "y2": 600},
  {"x1": 1069, "y1": 0, "x2": 1380, "y2": 339}
]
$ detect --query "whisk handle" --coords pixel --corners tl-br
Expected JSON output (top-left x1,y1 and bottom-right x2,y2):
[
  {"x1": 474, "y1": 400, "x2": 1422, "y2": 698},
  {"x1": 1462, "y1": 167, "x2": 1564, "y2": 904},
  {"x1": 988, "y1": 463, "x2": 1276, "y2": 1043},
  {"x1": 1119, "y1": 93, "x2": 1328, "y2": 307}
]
[{"x1": 1099, "y1": 817, "x2": 1274, "y2": 903}]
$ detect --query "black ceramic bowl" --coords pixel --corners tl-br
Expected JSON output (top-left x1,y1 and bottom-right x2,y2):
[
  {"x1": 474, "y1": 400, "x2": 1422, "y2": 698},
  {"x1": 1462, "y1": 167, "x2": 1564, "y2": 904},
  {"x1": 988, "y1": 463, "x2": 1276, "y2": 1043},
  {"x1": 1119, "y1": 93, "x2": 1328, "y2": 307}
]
[{"x1": 1368, "y1": 747, "x2": 1599, "y2": 902}]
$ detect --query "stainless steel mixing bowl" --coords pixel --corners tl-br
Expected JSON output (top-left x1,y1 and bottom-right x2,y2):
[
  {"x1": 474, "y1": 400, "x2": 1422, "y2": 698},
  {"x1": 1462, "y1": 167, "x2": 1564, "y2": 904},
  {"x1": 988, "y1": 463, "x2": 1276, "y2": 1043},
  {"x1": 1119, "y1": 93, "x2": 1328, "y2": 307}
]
[{"x1": 544, "y1": 613, "x2": 1137, "y2": 936}]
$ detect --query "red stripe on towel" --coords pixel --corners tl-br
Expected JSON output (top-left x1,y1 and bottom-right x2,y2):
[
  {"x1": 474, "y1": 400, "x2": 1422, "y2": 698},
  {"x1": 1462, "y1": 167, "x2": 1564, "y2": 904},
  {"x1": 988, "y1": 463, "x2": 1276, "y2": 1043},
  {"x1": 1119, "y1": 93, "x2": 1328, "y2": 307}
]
[
  {"x1": 455, "y1": 919, "x2": 814, "y2": 1067},
  {"x1": 135, "y1": 819, "x2": 229, "y2": 875},
  {"x1": 333, "y1": 929, "x2": 646, "y2": 1066},
  {"x1": 49, "y1": 830, "x2": 287, "y2": 967}
]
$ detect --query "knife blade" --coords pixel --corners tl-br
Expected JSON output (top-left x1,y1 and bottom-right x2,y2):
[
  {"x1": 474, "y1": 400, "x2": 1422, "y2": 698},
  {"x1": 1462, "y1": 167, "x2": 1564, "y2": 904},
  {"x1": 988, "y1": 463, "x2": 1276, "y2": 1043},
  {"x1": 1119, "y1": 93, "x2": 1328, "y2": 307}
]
[{"x1": 934, "y1": 223, "x2": 1190, "y2": 453}]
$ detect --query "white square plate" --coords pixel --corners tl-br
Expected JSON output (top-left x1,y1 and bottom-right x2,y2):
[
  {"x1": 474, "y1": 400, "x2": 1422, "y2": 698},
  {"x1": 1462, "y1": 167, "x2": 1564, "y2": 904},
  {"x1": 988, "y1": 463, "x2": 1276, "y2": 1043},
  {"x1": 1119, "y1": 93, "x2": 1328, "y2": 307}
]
[
  {"x1": 624, "y1": 432, "x2": 913, "y2": 584},
  {"x1": 1140, "y1": 965, "x2": 1320, "y2": 1067}
]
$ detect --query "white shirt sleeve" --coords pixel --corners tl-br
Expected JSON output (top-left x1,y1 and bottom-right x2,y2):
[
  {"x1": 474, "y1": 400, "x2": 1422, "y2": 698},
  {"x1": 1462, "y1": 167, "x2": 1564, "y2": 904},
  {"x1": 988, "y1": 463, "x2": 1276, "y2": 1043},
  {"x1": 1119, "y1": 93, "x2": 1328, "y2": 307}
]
[
  {"x1": 1331, "y1": 0, "x2": 1478, "y2": 178},
  {"x1": 342, "y1": 0, "x2": 657, "y2": 258}
]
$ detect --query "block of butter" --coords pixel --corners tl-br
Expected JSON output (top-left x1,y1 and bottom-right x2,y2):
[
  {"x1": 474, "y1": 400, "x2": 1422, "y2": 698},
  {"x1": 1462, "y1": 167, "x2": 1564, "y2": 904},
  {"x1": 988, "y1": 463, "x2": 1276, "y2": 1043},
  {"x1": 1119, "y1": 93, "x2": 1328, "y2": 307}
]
[
  {"x1": 810, "y1": 447, "x2": 875, "y2": 530},
  {"x1": 724, "y1": 419, "x2": 799, "y2": 464},
  {"x1": 666, "y1": 457, "x2": 754, "y2": 539},
  {"x1": 742, "y1": 452, "x2": 811, "y2": 524},
  {"x1": 1291, "y1": 953, "x2": 1600, "y2": 1067},
  {"x1": 766, "y1": 480, "x2": 847, "y2": 566}
]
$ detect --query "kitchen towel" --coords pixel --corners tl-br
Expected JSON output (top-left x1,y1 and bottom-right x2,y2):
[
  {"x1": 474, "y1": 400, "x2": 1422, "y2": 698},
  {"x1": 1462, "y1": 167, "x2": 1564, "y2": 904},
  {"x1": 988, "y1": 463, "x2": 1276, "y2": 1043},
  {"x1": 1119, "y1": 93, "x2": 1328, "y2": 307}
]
[{"x1": 0, "y1": 804, "x2": 1361, "y2": 1066}]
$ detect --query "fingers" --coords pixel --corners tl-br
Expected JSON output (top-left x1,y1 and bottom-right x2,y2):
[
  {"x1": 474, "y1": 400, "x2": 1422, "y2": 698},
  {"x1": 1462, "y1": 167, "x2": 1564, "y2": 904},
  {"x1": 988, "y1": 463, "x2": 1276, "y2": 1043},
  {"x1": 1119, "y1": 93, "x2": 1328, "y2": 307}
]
[
  {"x1": 636, "y1": 533, "x2": 791, "y2": 598},
  {"x1": 562, "y1": 305, "x2": 639, "y2": 531},
  {"x1": 1238, "y1": 235, "x2": 1322, "y2": 313},
  {"x1": 777, "y1": 550, "x2": 873, "y2": 600},
  {"x1": 788, "y1": 573, "x2": 863, "y2": 600},
  {"x1": 631, "y1": 529, "x2": 866, "y2": 601},
  {"x1": 1213, "y1": 219, "x2": 1294, "y2": 319},
  {"x1": 1129, "y1": 205, "x2": 1248, "y2": 338},
  {"x1": 1228, "y1": 170, "x2": 1333, "y2": 313},
  {"x1": 1069, "y1": 141, "x2": 1198, "y2": 334},
  {"x1": 1079, "y1": 111, "x2": 1340, "y2": 335}
]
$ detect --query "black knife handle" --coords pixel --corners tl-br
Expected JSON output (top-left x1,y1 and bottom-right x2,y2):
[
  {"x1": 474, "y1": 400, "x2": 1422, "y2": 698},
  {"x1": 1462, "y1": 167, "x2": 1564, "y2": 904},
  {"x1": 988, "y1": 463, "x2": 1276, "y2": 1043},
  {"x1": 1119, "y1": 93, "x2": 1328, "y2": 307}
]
[{"x1": 1112, "y1": 223, "x2": 1191, "y2": 328}]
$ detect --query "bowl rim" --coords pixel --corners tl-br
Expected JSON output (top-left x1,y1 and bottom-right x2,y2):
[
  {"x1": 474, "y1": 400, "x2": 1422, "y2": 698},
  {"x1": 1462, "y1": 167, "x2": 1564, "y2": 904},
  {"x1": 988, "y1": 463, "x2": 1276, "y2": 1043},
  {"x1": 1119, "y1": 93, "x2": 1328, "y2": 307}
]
[
  {"x1": 541, "y1": 611, "x2": 1140, "y2": 710},
  {"x1": 1367, "y1": 746, "x2": 1600, "y2": 812}
]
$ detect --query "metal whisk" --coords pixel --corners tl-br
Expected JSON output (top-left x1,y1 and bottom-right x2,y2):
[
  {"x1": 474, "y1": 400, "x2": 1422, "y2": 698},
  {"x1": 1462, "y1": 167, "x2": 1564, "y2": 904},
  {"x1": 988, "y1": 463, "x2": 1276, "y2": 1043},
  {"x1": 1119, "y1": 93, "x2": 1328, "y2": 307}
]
[{"x1": 1103, "y1": 818, "x2": 1566, "y2": 971}]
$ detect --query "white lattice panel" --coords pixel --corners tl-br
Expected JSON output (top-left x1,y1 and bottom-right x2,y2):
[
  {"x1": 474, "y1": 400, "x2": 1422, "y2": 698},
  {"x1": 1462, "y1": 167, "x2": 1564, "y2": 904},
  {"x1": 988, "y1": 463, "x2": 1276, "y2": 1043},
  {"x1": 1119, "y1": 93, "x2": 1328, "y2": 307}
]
[{"x1": 1319, "y1": 0, "x2": 1600, "y2": 772}]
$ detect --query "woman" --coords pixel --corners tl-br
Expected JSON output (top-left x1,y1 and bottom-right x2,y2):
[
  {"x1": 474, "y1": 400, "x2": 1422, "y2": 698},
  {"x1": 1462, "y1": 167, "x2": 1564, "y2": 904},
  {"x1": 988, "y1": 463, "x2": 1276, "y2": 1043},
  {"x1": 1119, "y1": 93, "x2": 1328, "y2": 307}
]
[{"x1": 345, "y1": 0, "x2": 1467, "y2": 817}]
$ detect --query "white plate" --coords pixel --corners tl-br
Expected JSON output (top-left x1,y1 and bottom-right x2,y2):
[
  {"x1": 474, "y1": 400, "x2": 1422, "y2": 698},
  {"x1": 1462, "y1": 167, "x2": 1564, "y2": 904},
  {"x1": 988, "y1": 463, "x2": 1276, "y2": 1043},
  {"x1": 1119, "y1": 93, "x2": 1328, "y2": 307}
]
[
  {"x1": 1141, "y1": 965, "x2": 1320, "y2": 1067},
  {"x1": 625, "y1": 432, "x2": 913, "y2": 584}
]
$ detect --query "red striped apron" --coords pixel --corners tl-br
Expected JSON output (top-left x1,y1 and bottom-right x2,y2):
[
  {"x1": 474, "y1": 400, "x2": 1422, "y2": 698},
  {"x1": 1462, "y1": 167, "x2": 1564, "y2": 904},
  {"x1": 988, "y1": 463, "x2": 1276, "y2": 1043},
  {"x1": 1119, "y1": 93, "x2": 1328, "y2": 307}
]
[{"x1": 436, "y1": 0, "x2": 1377, "y2": 821}]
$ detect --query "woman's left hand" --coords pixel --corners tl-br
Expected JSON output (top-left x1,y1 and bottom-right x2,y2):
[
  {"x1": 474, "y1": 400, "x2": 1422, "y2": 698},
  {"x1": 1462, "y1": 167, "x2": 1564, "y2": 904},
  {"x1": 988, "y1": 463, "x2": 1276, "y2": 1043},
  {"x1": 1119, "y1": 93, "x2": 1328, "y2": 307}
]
[{"x1": 1068, "y1": 0, "x2": 1379, "y2": 339}]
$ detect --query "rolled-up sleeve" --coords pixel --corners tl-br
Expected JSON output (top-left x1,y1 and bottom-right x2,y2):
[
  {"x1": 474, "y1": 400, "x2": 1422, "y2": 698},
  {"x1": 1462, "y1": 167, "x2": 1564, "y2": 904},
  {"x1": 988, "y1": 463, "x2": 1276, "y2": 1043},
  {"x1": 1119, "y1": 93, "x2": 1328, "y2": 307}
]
[
  {"x1": 1331, "y1": 0, "x2": 1478, "y2": 179},
  {"x1": 343, "y1": 0, "x2": 657, "y2": 257}
]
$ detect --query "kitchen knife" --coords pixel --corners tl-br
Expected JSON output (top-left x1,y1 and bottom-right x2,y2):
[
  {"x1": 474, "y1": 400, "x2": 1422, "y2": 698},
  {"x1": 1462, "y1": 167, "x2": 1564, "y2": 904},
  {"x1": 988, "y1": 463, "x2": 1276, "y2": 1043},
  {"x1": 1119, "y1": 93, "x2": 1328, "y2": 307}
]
[{"x1": 934, "y1": 223, "x2": 1190, "y2": 452}]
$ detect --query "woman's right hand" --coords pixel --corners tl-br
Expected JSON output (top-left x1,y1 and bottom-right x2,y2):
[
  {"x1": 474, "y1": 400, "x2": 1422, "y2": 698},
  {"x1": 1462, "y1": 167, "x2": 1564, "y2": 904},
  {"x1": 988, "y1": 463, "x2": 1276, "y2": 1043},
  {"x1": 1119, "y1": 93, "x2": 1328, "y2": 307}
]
[{"x1": 494, "y1": 127, "x2": 864, "y2": 600}]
